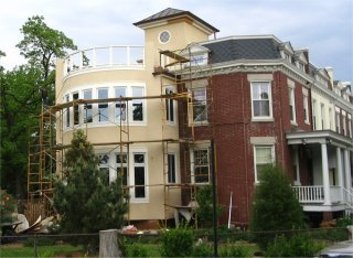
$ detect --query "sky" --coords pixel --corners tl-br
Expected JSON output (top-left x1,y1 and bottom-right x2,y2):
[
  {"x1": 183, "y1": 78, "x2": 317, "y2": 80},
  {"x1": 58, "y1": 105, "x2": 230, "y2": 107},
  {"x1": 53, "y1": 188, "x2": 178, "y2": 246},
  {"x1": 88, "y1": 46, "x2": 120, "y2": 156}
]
[{"x1": 0, "y1": 0, "x2": 352, "y2": 81}]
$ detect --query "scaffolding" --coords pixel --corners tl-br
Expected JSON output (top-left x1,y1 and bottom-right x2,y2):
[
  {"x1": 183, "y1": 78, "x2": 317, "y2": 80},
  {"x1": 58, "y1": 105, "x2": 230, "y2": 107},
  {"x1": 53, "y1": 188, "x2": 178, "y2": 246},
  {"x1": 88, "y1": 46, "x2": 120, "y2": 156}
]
[{"x1": 26, "y1": 43, "x2": 214, "y2": 227}]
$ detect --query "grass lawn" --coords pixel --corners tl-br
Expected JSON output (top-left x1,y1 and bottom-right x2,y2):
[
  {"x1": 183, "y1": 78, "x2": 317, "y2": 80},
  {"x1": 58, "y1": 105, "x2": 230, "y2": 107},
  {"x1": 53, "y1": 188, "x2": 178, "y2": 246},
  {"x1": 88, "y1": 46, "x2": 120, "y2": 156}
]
[{"x1": 0, "y1": 243, "x2": 84, "y2": 257}]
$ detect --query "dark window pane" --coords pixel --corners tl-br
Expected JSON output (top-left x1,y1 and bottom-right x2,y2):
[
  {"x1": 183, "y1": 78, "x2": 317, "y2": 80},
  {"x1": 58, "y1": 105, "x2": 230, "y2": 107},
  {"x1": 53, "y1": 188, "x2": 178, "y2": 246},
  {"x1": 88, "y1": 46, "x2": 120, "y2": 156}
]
[
  {"x1": 134, "y1": 154, "x2": 144, "y2": 163},
  {"x1": 168, "y1": 154, "x2": 176, "y2": 183},
  {"x1": 135, "y1": 167, "x2": 145, "y2": 198},
  {"x1": 133, "y1": 103, "x2": 143, "y2": 121}
]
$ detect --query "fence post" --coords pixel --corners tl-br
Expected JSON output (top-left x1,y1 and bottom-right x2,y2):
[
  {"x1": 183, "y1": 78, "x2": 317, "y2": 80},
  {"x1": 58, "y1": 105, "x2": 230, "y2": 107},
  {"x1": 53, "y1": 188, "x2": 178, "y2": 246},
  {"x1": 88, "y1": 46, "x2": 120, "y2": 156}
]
[{"x1": 99, "y1": 229, "x2": 121, "y2": 258}]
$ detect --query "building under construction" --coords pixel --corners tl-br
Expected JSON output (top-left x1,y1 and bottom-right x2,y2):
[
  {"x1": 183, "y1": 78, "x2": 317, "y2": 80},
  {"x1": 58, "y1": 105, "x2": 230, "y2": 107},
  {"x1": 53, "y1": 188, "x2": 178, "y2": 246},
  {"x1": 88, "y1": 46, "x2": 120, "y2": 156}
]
[{"x1": 27, "y1": 8, "x2": 353, "y2": 227}]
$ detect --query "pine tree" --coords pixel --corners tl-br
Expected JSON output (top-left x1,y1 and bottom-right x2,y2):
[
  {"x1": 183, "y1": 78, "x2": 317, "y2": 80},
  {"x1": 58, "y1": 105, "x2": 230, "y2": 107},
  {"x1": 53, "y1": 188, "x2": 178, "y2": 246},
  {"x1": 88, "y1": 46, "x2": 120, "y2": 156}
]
[
  {"x1": 54, "y1": 130, "x2": 128, "y2": 251},
  {"x1": 250, "y1": 165, "x2": 305, "y2": 248}
]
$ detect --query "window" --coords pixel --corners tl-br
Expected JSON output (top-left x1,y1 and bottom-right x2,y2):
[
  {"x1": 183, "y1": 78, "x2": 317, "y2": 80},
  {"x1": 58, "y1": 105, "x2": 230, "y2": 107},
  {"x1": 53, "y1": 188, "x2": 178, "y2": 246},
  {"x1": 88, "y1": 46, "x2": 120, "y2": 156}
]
[
  {"x1": 192, "y1": 149, "x2": 210, "y2": 184},
  {"x1": 73, "y1": 92, "x2": 79, "y2": 125},
  {"x1": 190, "y1": 53, "x2": 208, "y2": 66},
  {"x1": 65, "y1": 94, "x2": 70, "y2": 127},
  {"x1": 132, "y1": 87, "x2": 144, "y2": 121},
  {"x1": 116, "y1": 153, "x2": 128, "y2": 186},
  {"x1": 288, "y1": 86, "x2": 296, "y2": 123},
  {"x1": 348, "y1": 114, "x2": 352, "y2": 138},
  {"x1": 335, "y1": 108, "x2": 341, "y2": 133},
  {"x1": 312, "y1": 99, "x2": 317, "y2": 130},
  {"x1": 98, "y1": 88, "x2": 109, "y2": 122},
  {"x1": 328, "y1": 108, "x2": 333, "y2": 130},
  {"x1": 342, "y1": 111, "x2": 347, "y2": 136},
  {"x1": 83, "y1": 89, "x2": 92, "y2": 123},
  {"x1": 303, "y1": 92, "x2": 309, "y2": 124},
  {"x1": 99, "y1": 153, "x2": 110, "y2": 185},
  {"x1": 251, "y1": 82, "x2": 272, "y2": 119},
  {"x1": 320, "y1": 103, "x2": 325, "y2": 129},
  {"x1": 254, "y1": 145, "x2": 275, "y2": 183},
  {"x1": 165, "y1": 87, "x2": 175, "y2": 122},
  {"x1": 167, "y1": 154, "x2": 176, "y2": 184},
  {"x1": 133, "y1": 153, "x2": 146, "y2": 198},
  {"x1": 192, "y1": 87, "x2": 207, "y2": 122},
  {"x1": 115, "y1": 87, "x2": 127, "y2": 122},
  {"x1": 159, "y1": 31, "x2": 170, "y2": 44}
]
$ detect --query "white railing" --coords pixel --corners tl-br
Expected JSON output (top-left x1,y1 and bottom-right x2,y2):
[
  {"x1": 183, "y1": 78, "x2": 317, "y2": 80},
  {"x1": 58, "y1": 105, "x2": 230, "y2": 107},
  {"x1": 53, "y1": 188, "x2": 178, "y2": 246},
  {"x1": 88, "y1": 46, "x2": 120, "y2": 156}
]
[
  {"x1": 64, "y1": 45, "x2": 145, "y2": 76},
  {"x1": 292, "y1": 185, "x2": 324, "y2": 203},
  {"x1": 330, "y1": 186, "x2": 342, "y2": 203},
  {"x1": 343, "y1": 187, "x2": 353, "y2": 209}
]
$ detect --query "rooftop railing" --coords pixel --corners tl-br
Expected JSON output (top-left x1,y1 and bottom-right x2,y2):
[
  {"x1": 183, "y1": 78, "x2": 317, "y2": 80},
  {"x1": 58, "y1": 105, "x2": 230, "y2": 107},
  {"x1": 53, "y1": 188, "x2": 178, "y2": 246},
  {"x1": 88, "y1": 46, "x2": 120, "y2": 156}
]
[{"x1": 64, "y1": 45, "x2": 144, "y2": 76}]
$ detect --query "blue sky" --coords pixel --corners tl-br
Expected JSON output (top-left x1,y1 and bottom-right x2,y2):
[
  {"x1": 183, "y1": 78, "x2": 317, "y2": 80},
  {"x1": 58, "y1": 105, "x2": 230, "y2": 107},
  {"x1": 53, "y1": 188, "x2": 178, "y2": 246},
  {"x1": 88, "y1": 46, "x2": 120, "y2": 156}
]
[{"x1": 0, "y1": 0, "x2": 352, "y2": 81}]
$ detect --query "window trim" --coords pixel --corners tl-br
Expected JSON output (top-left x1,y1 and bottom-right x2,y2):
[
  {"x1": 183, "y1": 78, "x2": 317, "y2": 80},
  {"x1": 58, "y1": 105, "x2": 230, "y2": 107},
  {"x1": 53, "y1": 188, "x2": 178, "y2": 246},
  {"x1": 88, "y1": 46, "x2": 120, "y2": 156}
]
[
  {"x1": 250, "y1": 81, "x2": 273, "y2": 121},
  {"x1": 191, "y1": 143, "x2": 210, "y2": 184},
  {"x1": 164, "y1": 85, "x2": 177, "y2": 125},
  {"x1": 130, "y1": 150, "x2": 148, "y2": 203},
  {"x1": 253, "y1": 144, "x2": 275, "y2": 184},
  {"x1": 302, "y1": 91, "x2": 310, "y2": 125},
  {"x1": 167, "y1": 152, "x2": 178, "y2": 184},
  {"x1": 288, "y1": 83, "x2": 297, "y2": 125}
]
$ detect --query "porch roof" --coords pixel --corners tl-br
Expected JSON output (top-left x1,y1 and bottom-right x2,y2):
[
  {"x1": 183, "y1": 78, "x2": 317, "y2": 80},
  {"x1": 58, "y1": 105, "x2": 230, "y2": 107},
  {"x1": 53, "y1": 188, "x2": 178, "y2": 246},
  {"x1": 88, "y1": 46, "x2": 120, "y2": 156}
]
[{"x1": 286, "y1": 130, "x2": 353, "y2": 150}]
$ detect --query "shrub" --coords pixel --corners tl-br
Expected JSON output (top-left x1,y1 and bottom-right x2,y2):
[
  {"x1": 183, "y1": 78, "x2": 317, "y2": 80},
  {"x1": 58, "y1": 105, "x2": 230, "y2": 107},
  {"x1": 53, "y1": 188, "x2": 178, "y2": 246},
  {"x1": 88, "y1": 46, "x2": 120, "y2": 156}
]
[
  {"x1": 160, "y1": 227, "x2": 194, "y2": 257},
  {"x1": 266, "y1": 233, "x2": 323, "y2": 257},
  {"x1": 0, "y1": 189, "x2": 16, "y2": 224},
  {"x1": 192, "y1": 242, "x2": 213, "y2": 257},
  {"x1": 219, "y1": 244, "x2": 251, "y2": 257},
  {"x1": 250, "y1": 165, "x2": 305, "y2": 248},
  {"x1": 126, "y1": 243, "x2": 148, "y2": 257}
]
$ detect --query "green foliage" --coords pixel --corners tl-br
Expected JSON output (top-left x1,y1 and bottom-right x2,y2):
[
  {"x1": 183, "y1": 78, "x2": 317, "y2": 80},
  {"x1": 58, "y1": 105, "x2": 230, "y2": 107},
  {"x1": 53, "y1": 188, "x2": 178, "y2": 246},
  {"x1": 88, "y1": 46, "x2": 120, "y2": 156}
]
[
  {"x1": 126, "y1": 243, "x2": 149, "y2": 257},
  {"x1": 160, "y1": 227, "x2": 194, "y2": 257},
  {"x1": 192, "y1": 242, "x2": 213, "y2": 257},
  {"x1": 195, "y1": 185, "x2": 222, "y2": 228},
  {"x1": 0, "y1": 244, "x2": 82, "y2": 257},
  {"x1": 250, "y1": 165, "x2": 305, "y2": 248},
  {"x1": 53, "y1": 130, "x2": 128, "y2": 252},
  {"x1": 0, "y1": 189, "x2": 17, "y2": 224},
  {"x1": 336, "y1": 215, "x2": 353, "y2": 227},
  {"x1": 16, "y1": 15, "x2": 77, "y2": 79},
  {"x1": 265, "y1": 233, "x2": 323, "y2": 257},
  {"x1": 219, "y1": 244, "x2": 251, "y2": 257}
]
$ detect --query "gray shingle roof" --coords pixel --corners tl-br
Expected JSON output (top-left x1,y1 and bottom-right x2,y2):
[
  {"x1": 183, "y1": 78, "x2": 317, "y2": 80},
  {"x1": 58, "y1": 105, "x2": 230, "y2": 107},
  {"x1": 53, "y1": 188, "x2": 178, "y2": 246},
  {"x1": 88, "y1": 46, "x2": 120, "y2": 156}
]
[
  {"x1": 134, "y1": 8, "x2": 219, "y2": 32},
  {"x1": 203, "y1": 38, "x2": 281, "y2": 64}
]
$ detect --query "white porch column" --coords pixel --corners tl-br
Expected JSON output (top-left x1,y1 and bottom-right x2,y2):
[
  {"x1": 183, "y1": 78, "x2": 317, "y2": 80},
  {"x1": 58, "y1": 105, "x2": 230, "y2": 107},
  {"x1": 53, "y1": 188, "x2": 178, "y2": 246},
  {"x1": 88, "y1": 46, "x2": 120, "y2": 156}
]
[
  {"x1": 321, "y1": 143, "x2": 331, "y2": 205},
  {"x1": 344, "y1": 149, "x2": 352, "y2": 190},
  {"x1": 336, "y1": 147, "x2": 344, "y2": 200}
]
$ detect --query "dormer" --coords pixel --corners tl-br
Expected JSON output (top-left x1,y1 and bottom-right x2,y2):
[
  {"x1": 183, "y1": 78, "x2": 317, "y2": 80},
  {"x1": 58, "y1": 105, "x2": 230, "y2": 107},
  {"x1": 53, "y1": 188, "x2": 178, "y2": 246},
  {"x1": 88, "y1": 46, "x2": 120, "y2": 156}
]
[
  {"x1": 179, "y1": 43, "x2": 210, "y2": 66},
  {"x1": 279, "y1": 41, "x2": 295, "y2": 64},
  {"x1": 293, "y1": 50, "x2": 308, "y2": 73}
]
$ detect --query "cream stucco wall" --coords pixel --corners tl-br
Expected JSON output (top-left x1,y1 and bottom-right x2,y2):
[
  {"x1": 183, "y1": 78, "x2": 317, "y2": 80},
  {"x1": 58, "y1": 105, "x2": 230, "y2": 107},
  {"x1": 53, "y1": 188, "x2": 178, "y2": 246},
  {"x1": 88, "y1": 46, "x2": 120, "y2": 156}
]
[{"x1": 55, "y1": 16, "x2": 210, "y2": 222}]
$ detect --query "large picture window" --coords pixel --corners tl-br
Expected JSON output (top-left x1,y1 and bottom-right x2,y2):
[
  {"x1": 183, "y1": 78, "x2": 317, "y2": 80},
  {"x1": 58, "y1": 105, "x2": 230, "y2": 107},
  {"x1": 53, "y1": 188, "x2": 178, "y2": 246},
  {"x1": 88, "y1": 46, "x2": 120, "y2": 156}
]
[
  {"x1": 254, "y1": 145, "x2": 275, "y2": 183},
  {"x1": 251, "y1": 82, "x2": 272, "y2": 119}
]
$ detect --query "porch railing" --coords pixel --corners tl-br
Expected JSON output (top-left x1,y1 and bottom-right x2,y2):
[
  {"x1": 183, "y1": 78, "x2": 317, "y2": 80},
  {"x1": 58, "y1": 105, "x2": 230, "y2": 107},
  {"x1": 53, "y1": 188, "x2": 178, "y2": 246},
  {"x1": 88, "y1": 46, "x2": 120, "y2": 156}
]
[
  {"x1": 64, "y1": 45, "x2": 145, "y2": 76},
  {"x1": 292, "y1": 185, "x2": 324, "y2": 203},
  {"x1": 343, "y1": 187, "x2": 353, "y2": 209}
]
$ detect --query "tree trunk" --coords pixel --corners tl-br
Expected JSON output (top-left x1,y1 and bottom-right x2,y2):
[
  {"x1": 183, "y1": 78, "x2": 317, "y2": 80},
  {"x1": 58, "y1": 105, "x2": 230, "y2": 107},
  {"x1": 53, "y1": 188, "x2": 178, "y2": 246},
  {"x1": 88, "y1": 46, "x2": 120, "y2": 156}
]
[{"x1": 99, "y1": 229, "x2": 122, "y2": 258}]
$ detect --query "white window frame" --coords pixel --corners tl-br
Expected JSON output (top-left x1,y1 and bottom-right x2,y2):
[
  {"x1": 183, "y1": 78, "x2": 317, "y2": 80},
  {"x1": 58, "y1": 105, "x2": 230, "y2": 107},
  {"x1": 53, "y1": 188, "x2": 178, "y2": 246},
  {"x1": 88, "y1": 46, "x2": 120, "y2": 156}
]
[
  {"x1": 83, "y1": 89, "x2": 93, "y2": 123},
  {"x1": 302, "y1": 89, "x2": 309, "y2": 125},
  {"x1": 312, "y1": 99, "x2": 317, "y2": 130},
  {"x1": 114, "y1": 86, "x2": 127, "y2": 123},
  {"x1": 164, "y1": 85, "x2": 176, "y2": 124},
  {"x1": 288, "y1": 83, "x2": 297, "y2": 124},
  {"x1": 250, "y1": 81, "x2": 273, "y2": 121},
  {"x1": 335, "y1": 107, "x2": 341, "y2": 133},
  {"x1": 131, "y1": 86, "x2": 145, "y2": 123},
  {"x1": 65, "y1": 94, "x2": 70, "y2": 128},
  {"x1": 191, "y1": 143, "x2": 210, "y2": 184},
  {"x1": 348, "y1": 114, "x2": 352, "y2": 138},
  {"x1": 130, "y1": 151, "x2": 148, "y2": 203},
  {"x1": 97, "y1": 87, "x2": 109, "y2": 123},
  {"x1": 253, "y1": 145, "x2": 275, "y2": 183},
  {"x1": 320, "y1": 103, "x2": 325, "y2": 130},
  {"x1": 342, "y1": 111, "x2": 347, "y2": 136},
  {"x1": 167, "y1": 152, "x2": 177, "y2": 184}
]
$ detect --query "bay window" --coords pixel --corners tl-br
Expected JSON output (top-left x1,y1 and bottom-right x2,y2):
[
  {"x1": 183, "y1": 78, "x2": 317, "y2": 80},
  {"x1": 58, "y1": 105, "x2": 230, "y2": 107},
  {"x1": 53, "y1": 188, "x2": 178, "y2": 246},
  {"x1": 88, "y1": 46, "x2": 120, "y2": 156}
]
[{"x1": 97, "y1": 88, "x2": 109, "y2": 122}]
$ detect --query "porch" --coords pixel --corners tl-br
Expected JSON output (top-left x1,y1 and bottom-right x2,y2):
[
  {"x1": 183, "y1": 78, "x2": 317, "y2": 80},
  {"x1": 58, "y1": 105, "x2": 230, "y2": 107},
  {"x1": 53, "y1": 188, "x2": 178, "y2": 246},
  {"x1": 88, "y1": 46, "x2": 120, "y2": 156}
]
[{"x1": 292, "y1": 185, "x2": 353, "y2": 211}]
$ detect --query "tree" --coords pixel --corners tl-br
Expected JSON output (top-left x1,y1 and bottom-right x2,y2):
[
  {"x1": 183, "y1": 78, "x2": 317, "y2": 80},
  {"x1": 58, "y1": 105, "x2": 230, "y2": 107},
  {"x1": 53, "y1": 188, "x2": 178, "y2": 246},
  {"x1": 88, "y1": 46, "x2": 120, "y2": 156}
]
[
  {"x1": 250, "y1": 165, "x2": 305, "y2": 248},
  {"x1": 16, "y1": 15, "x2": 77, "y2": 81},
  {"x1": 0, "y1": 17, "x2": 76, "y2": 198},
  {"x1": 0, "y1": 66, "x2": 42, "y2": 197},
  {"x1": 53, "y1": 130, "x2": 128, "y2": 252}
]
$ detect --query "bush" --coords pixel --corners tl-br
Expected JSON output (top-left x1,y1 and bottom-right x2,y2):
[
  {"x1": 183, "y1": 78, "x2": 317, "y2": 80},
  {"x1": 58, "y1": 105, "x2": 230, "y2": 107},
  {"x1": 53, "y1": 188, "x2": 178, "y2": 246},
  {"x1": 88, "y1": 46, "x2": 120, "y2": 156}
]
[
  {"x1": 192, "y1": 242, "x2": 213, "y2": 257},
  {"x1": 0, "y1": 189, "x2": 16, "y2": 224},
  {"x1": 219, "y1": 244, "x2": 251, "y2": 257},
  {"x1": 126, "y1": 243, "x2": 148, "y2": 257},
  {"x1": 250, "y1": 165, "x2": 305, "y2": 248},
  {"x1": 265, "y1": 233, "x2": 323, "y2": 257},
  {"x1": 160, "y1": 227, "x2": 194, "y2": 257}
]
